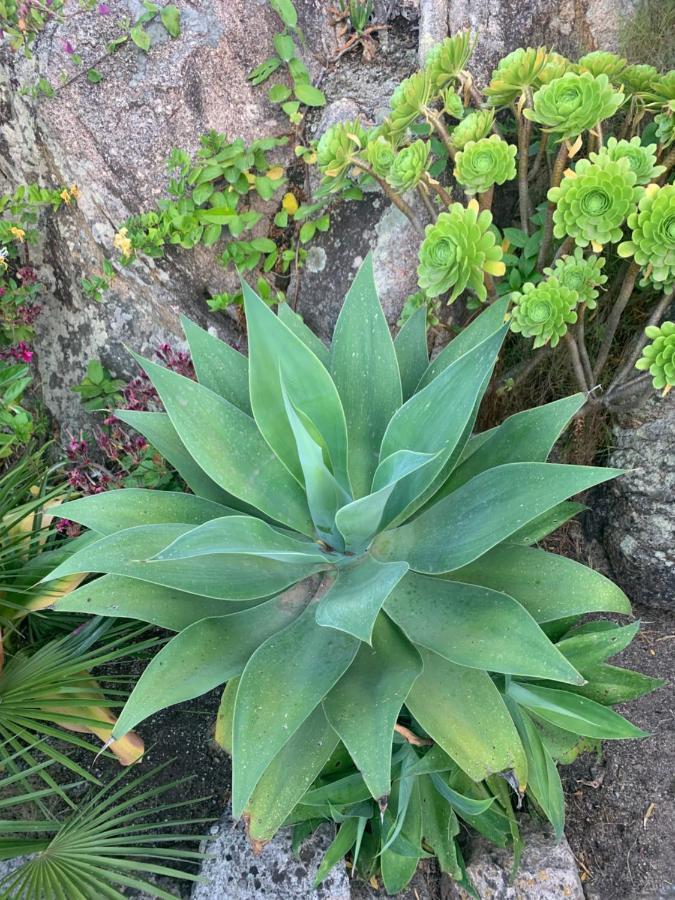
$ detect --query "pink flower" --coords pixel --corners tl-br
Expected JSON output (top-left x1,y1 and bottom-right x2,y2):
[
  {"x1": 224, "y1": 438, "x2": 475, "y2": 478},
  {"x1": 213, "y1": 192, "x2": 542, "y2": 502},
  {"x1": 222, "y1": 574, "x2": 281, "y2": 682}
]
[
  {"x1": 62, "y1": 39, "x2": 75, "y2": 55},
  {"x1": 10, "y1": 341, "x2": 34, "y2": 363},
  {"x1": 98, "y1": 3, "x2": 110, "y2": 13}
]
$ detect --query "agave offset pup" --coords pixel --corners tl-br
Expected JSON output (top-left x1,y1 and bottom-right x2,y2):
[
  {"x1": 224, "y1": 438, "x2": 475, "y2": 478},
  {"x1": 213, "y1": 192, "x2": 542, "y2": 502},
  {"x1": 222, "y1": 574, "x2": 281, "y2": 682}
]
[{"x1": 46, "y1": 259, "x2": 656, "y2": 892}]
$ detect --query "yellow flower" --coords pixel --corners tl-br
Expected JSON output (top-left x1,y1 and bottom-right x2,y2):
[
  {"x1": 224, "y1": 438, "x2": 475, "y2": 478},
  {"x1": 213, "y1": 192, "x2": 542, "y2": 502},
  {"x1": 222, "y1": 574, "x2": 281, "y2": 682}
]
[
  {"x1": 0, "y1": 258, "x2": 7, "y2": 272},
  {"x1": 267, "y1": 166, "x2": 285, "y2": 181},
  {"x1": 60, "y1": 189, "x2": 71, "y2": 204},
  {"x1": 282, "y1": 192, "x2": 299, "y2": 215},
  {"x1": 69, "y1": 184, "x2": 80, "y2": 199},
  {"x1": 113, "y1": 227, "x2": 133, "y2": 258},
  {"x1": 10, "y1": 226, "x2": 26, "y2": 242}
]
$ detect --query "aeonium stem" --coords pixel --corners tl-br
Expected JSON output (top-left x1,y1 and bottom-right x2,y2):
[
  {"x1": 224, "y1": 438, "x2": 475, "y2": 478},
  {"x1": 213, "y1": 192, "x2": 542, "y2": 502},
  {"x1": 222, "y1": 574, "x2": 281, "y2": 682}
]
[
  {"x1": 422, "y1": 172, "x2": 453, "y2": 208},
  {"x1": 478, "y1": 184, "x2": 494, "y2": 213},
  {"x1": 424, "y1": 107, "x2": 456, "y2": 161},
  {"x1": 564, "y1": 330, "x2": 590, "y2": 393},
  {"x1": 516, "y1": 91, "x2": 533, "y2": 235},
  {"x1": 591, "y1": 261, "x2": 642, "y2": 383},
  {"x1": 351, "y1": 158, "x2": 424, "y2": 234},
  {"x1": 607, "y1": 287, "x2": 675, "y2": 393},
  {"x1": 536, "y1": 139, "x2": 571, "y2": 270},
  {"x1": 658, "y1": 146, "x2": 675, "y2": 184}
]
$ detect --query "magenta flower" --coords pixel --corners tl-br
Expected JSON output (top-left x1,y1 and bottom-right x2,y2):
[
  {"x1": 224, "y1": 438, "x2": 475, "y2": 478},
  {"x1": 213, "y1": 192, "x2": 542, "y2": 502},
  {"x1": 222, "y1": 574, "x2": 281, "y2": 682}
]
[
  {"x1": 98, "y1": 3, "x2": 110, "y2": 13},
  {"x1": 62, "y1": 39, "x2": 75, "y2": 55},
  {"x1": 10, "y1": 341, "x2": 34, "y2": 363}
]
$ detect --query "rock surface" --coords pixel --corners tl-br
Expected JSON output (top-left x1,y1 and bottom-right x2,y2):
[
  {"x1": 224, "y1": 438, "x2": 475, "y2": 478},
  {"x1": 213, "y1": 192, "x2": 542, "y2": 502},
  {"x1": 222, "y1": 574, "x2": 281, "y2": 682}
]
[
  {"x1": 191, "y1": 818, "x2": 350, "y2": 900},
  {"x1": 596, "y1": 395, "x2": 675, "y2": 610},
  {"x1": 447, "y1": 820, "x2": 584, "y2": 900}
]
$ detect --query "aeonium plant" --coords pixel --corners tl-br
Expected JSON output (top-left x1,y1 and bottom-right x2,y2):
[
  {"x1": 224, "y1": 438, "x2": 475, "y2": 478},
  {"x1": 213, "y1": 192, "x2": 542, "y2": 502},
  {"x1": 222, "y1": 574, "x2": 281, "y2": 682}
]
[
  {"x1": 44, "y1": 258, "x2": 658, "y2": 893},
  {"x1": 315, "y1": 35, "x2": 674, "y2": 412}
]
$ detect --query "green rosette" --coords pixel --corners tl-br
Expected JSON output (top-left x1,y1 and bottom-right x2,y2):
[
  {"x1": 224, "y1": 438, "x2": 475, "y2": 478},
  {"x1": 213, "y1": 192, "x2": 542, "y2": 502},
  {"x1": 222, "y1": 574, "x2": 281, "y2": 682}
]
[
  {"x1": 548, "y1": 156, "x2": 642, "y2": 249},
  {"x1": 450, "y1": 109, "x2": 495, "y2": 151},
  {"x1": 366, "y1": 134, "x2": 396, "y2": 178},
  {"x1": 618, "y1": 184, "x2": 675, "y2": 292},
  {"x1": 386, "y1": 140, "x2": 430, "y2": 192},
  {"x1": 417, "y1": 202, "x2": 505, "y2": 302},
  {"x1": 577, "y1": 50, "x2": 627, "y2": 82},
  {"x1": 543, "y1": 248, "x2": 607, "y2": 309},
  {"x1": 509, "y1": 277, "x2": 579, "y2": 348},
  {"x1": 621, "y1": 64, "x2": 659, "y2": 97},
  {"x1": 454, "y1": 135, "x2": 517, "y2": 196},
  {"x1": 485, "y1": 47, "x2": 548, "y2": 107},
  {"x1": 388, "y1": 69, "x2": 433, "y2": 137},
  {"x1": 525, "y1": 72, "x2": 624, "y2": 141},
  {"x1": 442, "y1": 87, "x2": 464, "y2": 119},
  {"x1": 591, "y1": 136, "x2": 665, "y2": 185},
  {"x1": 425, "y1": 30, "x2": 474, "y2": 89},
  {"x1": 538, "y1": 52, "x2": 572, "y2": 85},
  {"x1": 636, "y1": 321, "x2": 675, "y2": 393},
  {"x1": 645, "y1": 71, "x2": 675, "y2": 109},
  {"x1": 655, "y1": 106, "x2": 675, "y2": 148},
  {"x1": 317, "y1": 120, "x2": 369, "y2": 183}
]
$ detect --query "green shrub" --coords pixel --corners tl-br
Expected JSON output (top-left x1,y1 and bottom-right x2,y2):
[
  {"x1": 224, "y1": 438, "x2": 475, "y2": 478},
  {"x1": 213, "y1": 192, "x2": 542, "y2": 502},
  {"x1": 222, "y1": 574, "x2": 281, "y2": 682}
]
[{"x1": 45, "y1": 260, "x2": 658, "y2": 892}]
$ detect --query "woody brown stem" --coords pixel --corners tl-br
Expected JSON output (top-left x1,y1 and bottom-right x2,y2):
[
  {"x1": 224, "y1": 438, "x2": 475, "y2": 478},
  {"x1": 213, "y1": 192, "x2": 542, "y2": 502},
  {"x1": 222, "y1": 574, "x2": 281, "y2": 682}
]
[
  {"x1": 591, "y1": 261, "x2": 641, "y2": 383},
  {"x1": 537, "y1": 141, "x2": 570, "y2": 270},
  {"x1": 516, "y1": 93, "x2": 533, "y2": 234},
  {"x1": 352, "y1": 159, "x2": 424, "y2": 234}
]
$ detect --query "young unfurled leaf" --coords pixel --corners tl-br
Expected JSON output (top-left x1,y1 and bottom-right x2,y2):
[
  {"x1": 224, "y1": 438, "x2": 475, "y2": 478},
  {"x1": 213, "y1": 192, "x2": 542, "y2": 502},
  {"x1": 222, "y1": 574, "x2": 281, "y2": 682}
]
[{"x1": 159, "y1": 4, "x2": 180, "y2": 37}]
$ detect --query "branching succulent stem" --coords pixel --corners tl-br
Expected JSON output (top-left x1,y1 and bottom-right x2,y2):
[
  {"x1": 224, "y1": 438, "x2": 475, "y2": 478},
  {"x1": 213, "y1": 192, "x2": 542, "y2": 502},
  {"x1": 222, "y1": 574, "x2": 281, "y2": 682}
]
[
  {"x1": 424, "y1": 108, "x2": 456, "y2": 161},
  {"x1": 417, "y1": 182, "x2": 437, "y2": 220},
  {"x1": 552, "y1": 236, "x2": 575, "y2": 263},
  {"x1": 478, "y1": 185, "x2": 494, "y2": 212},
  {"x1": 658, "y1": 147, "x2": 675, "y2": 184},
  {"x1": 422, "y1": 173, "x2": 453, "y2": 208},
  {"x1": 537, "y1": 141, "x2": 570, "y2": 270},
  {"x1": 528, "y1": 132, "x2": 549, "y2": 182},
  {"x1": 592, "y1": 261, "x2": 641, "y2": 383},
  {"x1": 516, "y1": 93, "x2": 533, "y2": 234},
  {"x1": 564, "y1": 330, "x2": 590, "y2": 393},
  {"x1": 575, "y1": 306, "x2": 594, "y2": 386},
  {"x1": 352, "y1": 158, "x2": 424, "y2": 234}
]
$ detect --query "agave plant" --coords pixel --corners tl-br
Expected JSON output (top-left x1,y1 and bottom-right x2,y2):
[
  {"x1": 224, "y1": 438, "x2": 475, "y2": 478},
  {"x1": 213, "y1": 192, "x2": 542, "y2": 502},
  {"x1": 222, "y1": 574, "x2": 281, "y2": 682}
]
[{"x1": 41, "y1": 258, "x2": 655, "y2": 890}]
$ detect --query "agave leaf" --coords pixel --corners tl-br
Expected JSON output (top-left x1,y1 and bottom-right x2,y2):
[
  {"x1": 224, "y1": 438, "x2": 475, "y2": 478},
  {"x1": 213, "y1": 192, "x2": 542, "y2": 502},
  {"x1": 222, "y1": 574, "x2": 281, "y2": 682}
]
[
  {"x1": 129, "y1": 355, "x2": 314, "y2": 535},
  {"x1": 418, "y1": 774, "x2": 461, "y2": 879},
  {"x1": 417, "y1": 296, "x2": 509, "y2": 390},
  {"x1": 232, "y1": 602, "x2": 359, "y2": 817},
  {"x1": 115, "y1": 409, "x2": 239, "y2": 507},
  {"x1": 557, "y1": 621, "x2": 640, "y2": 670},
  {"x1": 278, "y1": 303, "x2": 330, "y2": 367},
  {"x1": 449, "y1": 544, "x2": 631, "y2": 622},
  {"x1": 181, "y1": 314, "x2": 251, "y2": 413},
  {"x1": 152, "y1": 515, "x2": 331, "y2": 564},
  {"x1": 563, "y1": 664, "x2": 664, "y2": 706},
  {"x1": 381, "y1": 775, "x2": 422, "y2": 894},
  {"x1": 439, "y1": 393, "x2": 586, "y2": 496},
  {"x1": 406, "y1": 648, "x2": 527, "y2": 788},
  {"x1": 245, "y1": 706, "x2": 340, "y2": 844},
  {"x1": 394, "y1": 306, "x2": 429, "y2": 402},
  {"x1": 280, "y1": 377, "x2": 350, "y2": 546},
  {"x1": 385, "y1": 575, "x2": 584, "y2": 684},
  {"x1": 42, "y1": 524, "x2": 327, "y2": 600},
  {"x1": 507, "y1": 702, "x2": 565, "y2": 838},
  {"x1": 429, "y1": 772, "x2": 494, "y2": 817},
  {"x1": 56, "y1": 574, "x2": 259, "y2": 630},
  {"x1": 112, "y1": 586, "x2": 314, "y2": 738},
  {"x1": 507, "y1": 682, "x2": 648, "y2": 739},
  {"x1": 335, "y1": 450, "x2": 436, "y2": 551},
  {"x1": 314, "y1": 818, "x2": 359, "y2": 886},
  {"x1": 372, "y1": 463, "x2": 623, "y2": 574},
  {"x1": 323, "y1": 614, "x2": 422, "y2": 800},
  {"x1": 214, "y1": 677, "x2": 238, "y2": 753},
  {"x1": 330, "y1": 255, "x2": 402, "y2": 497},
  {"x1": 315, "y1": 556, "x2": 409, "y2": 643},
  {"x1": 53, "y1": 489, "x2": 236, "y2": 535},
  {"x1": 507, "y1": 501, "x2": 586, "y2": 545},
  {"x1": 243, "y1": 280, "x2": 349, "y2": 489},
  {"x1": 378, "y1": 326, "x2": 506, "y2": 527}
]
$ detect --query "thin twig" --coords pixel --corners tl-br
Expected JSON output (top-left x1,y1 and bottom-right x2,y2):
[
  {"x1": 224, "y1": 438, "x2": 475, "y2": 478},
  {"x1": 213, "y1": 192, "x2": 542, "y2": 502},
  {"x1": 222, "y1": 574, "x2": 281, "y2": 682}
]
[
  {"x1": 424, "y1": 108, "x2": 456, "y2": 161},
  {"x1": 352, "y1": 159, "x2": 424, "y2": 234},
  {"x1": 658, "y1": 146, "x2": 675, "y2": 184},
  {"x1": 607, "y1": 288, "x2": 675, "y2": 392},
  {"x1": 537, "y1": 141, "x2": 569, "y2": 270},
  {"x1": 564, "y1": 330, "x2": 590, "y2": 392},
  {"x1": 528, "y1": 132, "x2": 549, "y2": 182},
  {"x1": 416, "y1": 182, "x2": 437, "y2": 221},
  {"x1": 422, "y1": 173, "x2": 453, "y2": 208},
  {"x1": 552, "y1": 236, "x2": 574, "y2": 264},
  {"x1": 394, "y1": 724, "x2": 433, "y2": 747},
  {"x1": 576, "y1": 306, "x2": 594, "y2": 386},
  {"x1": 591, "y1": 261, "x2": 641, "y2": 383},
  {"x1": 516, "y1": 92, "x2": 532, "y2": 234}
]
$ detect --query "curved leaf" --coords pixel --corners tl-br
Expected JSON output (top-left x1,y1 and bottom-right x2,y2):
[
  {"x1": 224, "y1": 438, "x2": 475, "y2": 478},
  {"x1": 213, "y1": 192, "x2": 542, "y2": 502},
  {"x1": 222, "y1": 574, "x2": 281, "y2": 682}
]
[
  {"x1": 394, "y1": 306, "x2": 428, "y2": 402},
  {"x1": 53, "y1": 489, "x2": 234, "y2": 535},
  {"x1": 42, "y1": 524, "x2": 326, "y2": 600},
  {"x1": 449, "y1": 544, "x2": 631, "y2": 622},
  {"x1": 243, "y1": 281, "x2": 349, "y2": 489},
  {"x1": 385, "y1": 575, "x2": 583, "y2": 684},
  {"x1": 315, "y1": 556, "x2": 408, "y2": 643},
  {"x1": 323, "y1": 614, "x2": 422, "y2": 799},
  {"x1": 113, "y1": 587, "x2": 313, "y2": 738},
  {"x1": 129, "y1": 354, "x2": 314, "y2": 535},
  {"x1": 181, "y1": 315, "x2": 251, "y2": 414},
  {"x1": 406, "y1": 648, "x2": 527, "y2": 788},
  {"x1": 330, "y1": 255, "x2": 402, "y2": 498},
  {"x1": 152, "y1": 515, "x2": 331, "y2": 564},
  {"x1": 56, "y1": 574, "x2": 261, "y2": 630},
  {"x1": 372, "y1": 463, "x2": 622, "y2": 574},
  {"x1": 232, "y1": 603, "x2": 359, "y2": 817},
  {"x1": 277, "y1": 303, "x2": 330, "y2": 367}
]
